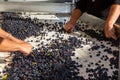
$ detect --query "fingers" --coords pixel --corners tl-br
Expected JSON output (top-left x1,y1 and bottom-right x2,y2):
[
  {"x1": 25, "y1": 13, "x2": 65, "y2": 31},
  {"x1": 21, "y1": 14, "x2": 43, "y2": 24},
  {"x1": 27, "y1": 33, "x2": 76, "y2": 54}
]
[
  {"x1": 20, "y1": 42, "x2": 33, "y2": 56},
  {"x1": 105, "y1": 26, "x2": 117, "y2": 40},
  {"x1": 110, "y1": 31, "x2": 117, "y2": 40},
  {"x1": 64, "y1": 25, "x2": 71, "y2": 32},
  {"x1": 25, "y1": 44, "x2": 33, "y2": 56},
  {"x1": 106, "y1": 32, "x2": 117, "y2": 40},
  {"x1": 64, "y1": 21, "x2": 75, "y2": 32},
  {"x1": 64, "y1": 24, "x2": 71, "y2": 32}
]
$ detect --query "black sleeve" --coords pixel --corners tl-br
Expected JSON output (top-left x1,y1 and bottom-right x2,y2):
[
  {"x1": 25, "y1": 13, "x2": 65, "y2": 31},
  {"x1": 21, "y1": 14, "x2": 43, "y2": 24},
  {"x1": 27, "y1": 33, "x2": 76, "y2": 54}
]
[
  {"x1": 114, "y1": 0, "x2": 120, "y2": 4},
  {"x1": 75, "y1": 0, "x2": 86, "y2": 13}
]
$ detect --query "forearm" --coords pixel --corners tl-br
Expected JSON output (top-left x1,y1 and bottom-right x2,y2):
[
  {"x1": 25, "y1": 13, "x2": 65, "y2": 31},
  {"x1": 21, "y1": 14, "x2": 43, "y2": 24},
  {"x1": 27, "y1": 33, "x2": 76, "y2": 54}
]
[
  {"x1": 106, "y1": 4, "x2": 120, "y2": 26},
  {"x1": 0, "y1": 28, "x2": 10, "y2": 38},
  {"x1": 0, "y1": 37, "x2": 32, "y2": 55},
  {"x1": 0, "y1": 28, "x2": 24, "y2": 43},
  {"x1": 0, "y1": 38, "x2": 21, "y2": 52},
  {"x1": 69, "y1": 9, "x2": 82, "y2": 25},
  {"x1": 7, "y1": 34, "x2": 24, "y2": 43}
]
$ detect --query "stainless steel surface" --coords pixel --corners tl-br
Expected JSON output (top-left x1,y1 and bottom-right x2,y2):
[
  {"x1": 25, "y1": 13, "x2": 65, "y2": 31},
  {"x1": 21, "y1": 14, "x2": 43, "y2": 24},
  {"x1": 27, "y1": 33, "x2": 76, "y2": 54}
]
[
  {"x1": 0, "y1": 0, "x2": 118, "y2": 79},
  {"x1": 0, "y1": 2, "x2": 72, "y2": 13},
  {"x1": 80, "y1": 13, "x2": 120, "y2": 80},
  {"x1": 6, "y1": 0, "x2": 71, "y2": 2},
  {"x1": 7, "y1": 0, "x2": 24, "y2": 1},
  {"x1": 0, "y1": 13, "x2": 70, "y2": 79},
  {"x1": 79, "y1": 13, "x2": 105, "y2": 30},
  {"x1": 80, "y1": 13, "x2": 120, "y2": 33},
  {"x1": 0, "y1": 12, "x2": 119, "y2": 79},
  {"x1": 25, "y1": 0, "x2": 71, "y2": 2}
]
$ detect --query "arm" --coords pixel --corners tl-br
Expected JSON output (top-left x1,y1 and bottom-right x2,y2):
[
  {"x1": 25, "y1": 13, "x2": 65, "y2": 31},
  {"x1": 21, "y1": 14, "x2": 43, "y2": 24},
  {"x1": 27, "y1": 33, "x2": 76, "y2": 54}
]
[
  {"x1": 0, "y1": 38, "x2": 32, "y2": 56},
  {"x1": 0, "y1": 29, "x2": 32, "y2": 55},
  {"x1": 105, "y1": 4, "x2": 120, "y2": 40},
  {"x1": 64, "y1": 9, "x2": 82, "y2": 32},
  {"x1": 69, "y1": 9, "x2": 82, "y2": 25},
  {"x1": 64, "y1": 0, "x2": 86, "y2": 32},
  {"x1": 0, "y1": 28, "x2": 24, "y2": 43},
  {"x1": 0, "y1": 28, "x2": 10, "y2": 39}
]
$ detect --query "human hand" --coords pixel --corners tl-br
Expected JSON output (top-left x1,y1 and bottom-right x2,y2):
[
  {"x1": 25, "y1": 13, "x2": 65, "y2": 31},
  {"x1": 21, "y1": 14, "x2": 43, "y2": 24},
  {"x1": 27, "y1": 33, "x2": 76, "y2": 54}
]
[
  {"x1": 64, "y1": 21, "x2": 76, "y2": 32},
  {"x1": 104, "y1": 24, "x2": 117, "y2": 40},
  {"x1": 19, "y1": 42, "x2": 33, "y2": 56}
]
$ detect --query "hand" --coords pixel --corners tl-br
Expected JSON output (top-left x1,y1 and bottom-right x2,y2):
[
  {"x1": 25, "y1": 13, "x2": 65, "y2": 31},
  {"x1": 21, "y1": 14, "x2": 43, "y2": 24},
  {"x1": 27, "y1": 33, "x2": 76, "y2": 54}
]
[
  {"x1": 64, "y1": 21, "x2": 76, "y2": 32},
  {"x1": 104, "y1": 24, "x2": 117, "y2": 40},
  {"x1": 19, "y1": 42, "x2": 33, "y2": 56}
]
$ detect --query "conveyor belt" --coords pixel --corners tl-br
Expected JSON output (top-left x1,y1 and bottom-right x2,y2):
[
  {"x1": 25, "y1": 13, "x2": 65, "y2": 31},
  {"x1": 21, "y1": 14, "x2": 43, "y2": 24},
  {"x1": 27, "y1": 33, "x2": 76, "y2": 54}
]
[{"x1": 0, "y1": 12, "x2": 119, "y2": 80}]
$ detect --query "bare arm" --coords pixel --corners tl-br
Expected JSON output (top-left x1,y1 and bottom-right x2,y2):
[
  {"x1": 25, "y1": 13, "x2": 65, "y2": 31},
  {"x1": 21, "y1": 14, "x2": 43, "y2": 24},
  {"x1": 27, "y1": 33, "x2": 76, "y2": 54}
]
[
  {"x1": 64, "y1": 9, "x2": 82, "y2": 32},
  {"x1": 69, "y1": 9, "x2": 82, "y2": 25},
  {"x1": 0, "y1": 28, "x2": 32, "y2": 55},
  {"x1": 0, "y1": 38, "x2": 32, "y2": 56},
  {"x1": 0, "y1": 28, "x2": 24, "y2": 43},
  {"x1": 106, "y1": 4, "x2": 120, "y2": 25},
  {"x1": 0, "y1": 38, "x2": 21, "y2": 52},
  {"x1": 105, "y1": 4, "x2": 120, "y2": 39},
  {"x1": 0, "y1": 28, "x2": 10, "y2": 38}
]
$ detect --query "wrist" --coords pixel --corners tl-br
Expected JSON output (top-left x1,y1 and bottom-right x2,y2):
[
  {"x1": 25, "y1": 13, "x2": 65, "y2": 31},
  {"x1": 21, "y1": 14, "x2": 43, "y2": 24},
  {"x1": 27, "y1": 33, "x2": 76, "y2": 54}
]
[
  {"x1": 105, "y1": 22, "x2": 114, "y2": 27},
  {"x1": 105, "y1": 19, "x2": 115, "y2": 26},
  {"x1": 12, "y1": 43, "x2": 21, "y2": 52}
]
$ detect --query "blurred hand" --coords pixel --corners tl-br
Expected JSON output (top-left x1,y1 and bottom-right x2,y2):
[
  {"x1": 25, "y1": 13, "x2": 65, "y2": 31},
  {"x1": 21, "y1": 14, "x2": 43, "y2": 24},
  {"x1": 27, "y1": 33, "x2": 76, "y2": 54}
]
[
  {"x1": 104, "y1": 24, "x2": 117, "y2": 40},
  {"x1": 19, "y1": 42, "x2": 33, "y2": 56},
  {"x1": 64, "y1": 21, "x2": 76, "y2": 32}
]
